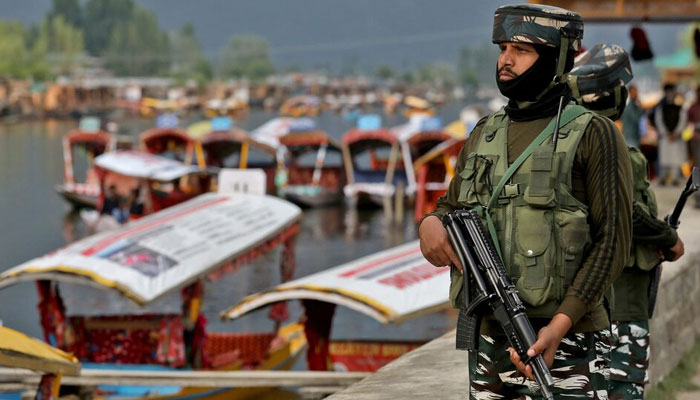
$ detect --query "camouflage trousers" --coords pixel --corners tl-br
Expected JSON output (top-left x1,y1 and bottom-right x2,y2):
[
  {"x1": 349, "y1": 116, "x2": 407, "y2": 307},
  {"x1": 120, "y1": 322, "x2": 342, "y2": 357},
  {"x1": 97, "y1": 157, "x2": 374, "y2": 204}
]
[
  {"x1": 609, "y1": 320, "x2": 650, "y2": 400},
  {"x1": 468, "y1": 329, "x2": 612, "y2": 399}
]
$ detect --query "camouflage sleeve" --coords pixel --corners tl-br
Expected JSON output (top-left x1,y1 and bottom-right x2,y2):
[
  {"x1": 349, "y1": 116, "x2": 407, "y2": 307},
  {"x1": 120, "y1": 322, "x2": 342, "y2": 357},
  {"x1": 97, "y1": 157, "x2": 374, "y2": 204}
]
[
  {"x1": 632, "y1": 203, "x2": 678, "y2": 249},
  {"x1": 556, "y1": 115, "x2": 634, "y2": 325},
  {"x1": 418, "y1": 120, "x2": 487, "y2": 227}
]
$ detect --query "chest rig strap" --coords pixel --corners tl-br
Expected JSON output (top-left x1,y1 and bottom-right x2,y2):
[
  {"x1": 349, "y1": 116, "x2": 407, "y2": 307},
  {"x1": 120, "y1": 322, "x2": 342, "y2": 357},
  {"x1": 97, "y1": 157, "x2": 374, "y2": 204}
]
[{"x1": 475, "y1": 105, "x2": 589, "y2": 262}]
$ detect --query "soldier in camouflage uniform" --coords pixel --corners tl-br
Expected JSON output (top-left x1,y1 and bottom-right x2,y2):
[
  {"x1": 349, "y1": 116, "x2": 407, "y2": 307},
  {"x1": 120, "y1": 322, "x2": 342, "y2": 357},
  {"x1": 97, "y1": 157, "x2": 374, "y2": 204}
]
[
  {"x1": 569, "y1": 44, "x2": 686, "y2": 400},
  {"x1": 419, "y1": 4, "x2": 633, "y2": 399}
]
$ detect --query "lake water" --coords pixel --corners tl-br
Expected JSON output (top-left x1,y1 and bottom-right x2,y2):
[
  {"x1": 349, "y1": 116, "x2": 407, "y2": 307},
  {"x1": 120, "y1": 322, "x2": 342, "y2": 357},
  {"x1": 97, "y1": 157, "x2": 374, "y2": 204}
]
[{"x1": 0, "y1": 105, "x2": 464, "y2": 361}]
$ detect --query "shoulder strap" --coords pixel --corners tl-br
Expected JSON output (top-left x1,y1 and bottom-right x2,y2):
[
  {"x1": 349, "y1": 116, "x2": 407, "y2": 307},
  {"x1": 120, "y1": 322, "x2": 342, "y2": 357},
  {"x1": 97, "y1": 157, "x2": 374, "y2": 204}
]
[
  {"x1": 477, "y1": 104, "x2": 588, "y2": 261},
  {"x1": 486, "y1": 105, "x2": 588, "y2": 210}
]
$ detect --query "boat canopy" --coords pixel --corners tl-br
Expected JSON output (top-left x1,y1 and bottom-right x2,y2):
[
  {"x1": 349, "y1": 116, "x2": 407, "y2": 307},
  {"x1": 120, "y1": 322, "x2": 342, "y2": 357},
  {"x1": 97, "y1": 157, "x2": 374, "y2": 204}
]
[
  {"x1": 64, "y1": 129, "x2": 114, "y2": 150},
  {"x1": 140, "y1": 127, "x2": 193, "y2": 149},
  {"x1": 251, "y1": 117, "x2": 318, "y2": 148},
  {"x1": 342, "y1": 128, "x2": 398, "y2": 152},
  {"x1": 222, "y1": 240, "x2": 450, "y2": 324},
  {"x1": 0, "y1": 193, "x2": 302, "y2": 305},
  {"x1": 278, "y1": 130, "x2": 341, "y2": 150},
  {"x1": 94, "y1": 150, "x2": 203, "y2": 181},
  {"x1": 0, "y1": 326, "x2": 80, "y2": 375}
]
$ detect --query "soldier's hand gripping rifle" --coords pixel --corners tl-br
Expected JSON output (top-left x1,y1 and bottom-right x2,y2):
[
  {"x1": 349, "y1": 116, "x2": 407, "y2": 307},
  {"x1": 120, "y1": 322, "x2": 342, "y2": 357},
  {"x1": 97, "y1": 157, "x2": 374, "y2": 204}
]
[
  {"x1": 664, "y1": 167, "x2": 700, "y2": 230},
  {"x1": 442, "y1": 209, "x2": 555, "y2": 400},
  {"x1": 648, "y1": 167, "x2": 700, "y2": 317}
]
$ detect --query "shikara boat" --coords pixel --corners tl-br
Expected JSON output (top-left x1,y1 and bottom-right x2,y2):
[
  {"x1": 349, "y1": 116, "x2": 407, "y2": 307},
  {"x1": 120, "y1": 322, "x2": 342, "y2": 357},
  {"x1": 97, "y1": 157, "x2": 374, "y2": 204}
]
[
  {"x1": 280, "y1": 95, "x2": 321, "y2": 118},
  {"x1": 223, "y1": 240, "x2": 451, "y2": 372},
  {"x1": 93, "y1": 150, "x2": 214, "y2": 218},
  {"x1": 56, "y1": 118, "x2": 115, "y2": 209},
  {"x1": 342, "y1": 123, "x2": 406, "y2": 207},
  {"x1": 276, "y1": 130, "x2": 346, "y2": 207},
  {"x1": 343, "y1": 115, "x2": 450, "y2": 209},
  {"x1": 0, "y1": 193, "x2": 305, "y2": 399},
  {"x1": 0, "y1": 325, "x2": 81, "y2": 399},
  {"x1": 187, "y1": 118, "x2": 277, "y2": 193},
  {"x1": 141, "y1": 120, "x2": 206, "y2": 168}
]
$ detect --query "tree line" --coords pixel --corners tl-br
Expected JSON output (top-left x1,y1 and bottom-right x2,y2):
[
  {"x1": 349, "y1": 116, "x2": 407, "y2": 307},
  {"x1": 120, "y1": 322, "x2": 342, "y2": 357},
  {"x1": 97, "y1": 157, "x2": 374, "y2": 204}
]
[{"x1": 0, "y1": 0, "x2": 504, "y2": 88}]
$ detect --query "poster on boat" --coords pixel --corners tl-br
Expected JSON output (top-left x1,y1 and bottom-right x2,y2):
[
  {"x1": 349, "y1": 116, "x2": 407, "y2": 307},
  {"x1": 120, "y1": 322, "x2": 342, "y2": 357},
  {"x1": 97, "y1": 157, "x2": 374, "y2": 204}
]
[
  {"x1": 224, "y1": 240, "x2": 450, "y2": 324},
  {"x1": 0, "y1": 193, "x2": 301, "y2": 304},
  {"x1": 94, "y1": 150, "x2": 201, "y2": 181}
]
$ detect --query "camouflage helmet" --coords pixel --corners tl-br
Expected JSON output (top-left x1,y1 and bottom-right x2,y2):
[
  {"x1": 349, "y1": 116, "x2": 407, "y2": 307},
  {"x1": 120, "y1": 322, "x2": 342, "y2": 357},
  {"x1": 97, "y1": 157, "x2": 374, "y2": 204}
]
[
  {"x1": 492, "y1": 4, "x2": 584, "y2": 52},
  {"x1": 569, "y1": 43, "x2": 633, "y2": 118},
  {"x1": 569, "y1": 43, "x2": 633, "y2": 99}
]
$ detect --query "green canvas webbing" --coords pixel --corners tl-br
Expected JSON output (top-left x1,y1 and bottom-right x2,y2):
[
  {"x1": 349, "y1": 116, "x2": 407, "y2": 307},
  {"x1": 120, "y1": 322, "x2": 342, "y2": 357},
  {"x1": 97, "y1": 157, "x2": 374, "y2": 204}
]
[{"x1": 475, "y1": 105, "x2": 588, "y2": 261}]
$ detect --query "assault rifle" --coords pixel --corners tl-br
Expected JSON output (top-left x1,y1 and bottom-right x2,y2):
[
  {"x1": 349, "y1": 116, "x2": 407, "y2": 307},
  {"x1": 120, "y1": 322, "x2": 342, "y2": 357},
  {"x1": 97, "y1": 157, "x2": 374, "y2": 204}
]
[
  {"x1": 442, "y1": 209, "x2": 555, "y2": 400},
  {"x1": 648, "y1": 167, "x2": 700, "y2": 317}
]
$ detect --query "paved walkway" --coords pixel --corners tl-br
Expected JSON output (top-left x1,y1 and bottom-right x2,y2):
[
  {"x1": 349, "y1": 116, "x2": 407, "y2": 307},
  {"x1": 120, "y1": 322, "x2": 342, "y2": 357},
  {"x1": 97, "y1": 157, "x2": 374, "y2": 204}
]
[
  {"x1": 326, "y1": 330, "x2": 469, "y2": 400},
  {"x1": 327, "y1": 183, "x2": 700, "y2": 399},
  {"x1": 676, "y1": 368, "x2": 700, "y2": 400}
]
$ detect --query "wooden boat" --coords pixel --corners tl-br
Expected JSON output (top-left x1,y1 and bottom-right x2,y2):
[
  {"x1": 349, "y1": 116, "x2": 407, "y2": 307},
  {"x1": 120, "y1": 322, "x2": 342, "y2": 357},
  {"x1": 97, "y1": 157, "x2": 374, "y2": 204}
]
[
  {"x1": 224, "y1": 240, "x2": 451, "y2": 372},
  {"x1": 280, "y1": 95, "x2": 321, "y2": 118},
  {"x1": 342, "y1": 125, "x2": 406, "y2": 207},
  {"x1": 412, "y1": 105, "x2": 485, "y2": 221},
  {"x1": 141, "y1": 122, "x2": 206, "y2": 168},
  {"x1": 187, "y1": 118, "x2": 278, "y2": 193},
  {"x1": 252, "y1": 118, "x2": 345, "y2": 207},
  {"x1": 0, "y1": 325, "x2": 81, "y2": 399},
  {"x1": 93, "y1": 150, "x2": 215, "y2": 219},
  {"x1": 343, "y1": 115, "x2": 450, "y2": 209},
  {"x1": 402, "y1": 96, "x2": 436, "y2": 118},
  {"x1": 412, "y1": 139, "x2": 465, "y2": 222},
  {"x1": 276, "y1": 130, "x2": 346, "y2": 207},
  {"x1": 56, "y1": 119, "x2": 115, "y2": 209},
  {"x1": 0, "y1": 193, "x2": 305, "y2": 399}
]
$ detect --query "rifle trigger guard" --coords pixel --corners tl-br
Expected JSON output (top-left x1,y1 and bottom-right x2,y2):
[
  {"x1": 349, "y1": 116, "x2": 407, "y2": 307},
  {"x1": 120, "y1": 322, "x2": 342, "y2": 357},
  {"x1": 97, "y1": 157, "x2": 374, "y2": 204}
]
[{"x1": 465, "y1": 293, "x2": 494, "y2": 316}]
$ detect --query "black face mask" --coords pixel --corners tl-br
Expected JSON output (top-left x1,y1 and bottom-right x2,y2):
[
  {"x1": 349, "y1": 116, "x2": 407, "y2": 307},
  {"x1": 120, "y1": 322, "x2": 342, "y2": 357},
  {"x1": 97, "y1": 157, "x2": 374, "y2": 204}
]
[
  {"x1": 496, "y1": 45, "x2": 557, "y2": 102},
  {"x1": 496, "y1": 45, "x2": 574, "y2": 122}
]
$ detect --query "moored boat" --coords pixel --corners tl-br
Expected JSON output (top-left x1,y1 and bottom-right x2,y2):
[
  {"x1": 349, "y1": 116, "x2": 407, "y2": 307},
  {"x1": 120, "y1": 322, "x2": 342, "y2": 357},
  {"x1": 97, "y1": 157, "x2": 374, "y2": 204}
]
[
  {"x1": 141, "y1": 115, "x2": 206, "y2": 168},
  {"x1": 0, "y1": 193, "x2": 305, "y2": 399},
  {"x1": 56, "y1": 117, "x2": 115, "y2": 209},
  {"x1": 223, "y1": 240, "x2": 451, "y2": 372},
  {"x1": 0, "y1": 325, "x2": 81, "y2": 399},
  {"x1": 187, "y1": 117, "x2": 277, "y2": 193}
]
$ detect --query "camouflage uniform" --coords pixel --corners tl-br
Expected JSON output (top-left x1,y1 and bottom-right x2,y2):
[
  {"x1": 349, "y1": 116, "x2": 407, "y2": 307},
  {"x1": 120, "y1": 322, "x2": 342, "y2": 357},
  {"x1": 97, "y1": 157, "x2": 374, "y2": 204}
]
[
  {"x1": 459, "y1": 5, "x2": 621, "y2": 400},
  {"x1": 609, "y1": 321, "x2": 649, "y2": 400},
  {"x1": 470, "y1": 330, "x2": 612, "y2": 399},
  {"x1": 569, "y1": 44, "x2": 672, "y2": 400}
]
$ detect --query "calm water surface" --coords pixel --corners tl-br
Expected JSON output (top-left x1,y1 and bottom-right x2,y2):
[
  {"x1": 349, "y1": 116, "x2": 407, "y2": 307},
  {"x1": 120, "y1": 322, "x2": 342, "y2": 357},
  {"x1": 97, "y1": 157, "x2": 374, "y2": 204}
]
[{"x1": 0, "y1": 106, "x2": 463, "y2": 352}]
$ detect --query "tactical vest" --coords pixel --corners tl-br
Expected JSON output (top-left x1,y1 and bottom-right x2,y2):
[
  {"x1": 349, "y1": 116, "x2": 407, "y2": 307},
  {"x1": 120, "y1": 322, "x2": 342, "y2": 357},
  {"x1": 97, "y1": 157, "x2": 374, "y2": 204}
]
[
  {"x1": 627, "y1": 146, "x2": 661, "y2": 270},
  {"x1": 450, "y1": 105, "x2": 594, "y2": 318}
]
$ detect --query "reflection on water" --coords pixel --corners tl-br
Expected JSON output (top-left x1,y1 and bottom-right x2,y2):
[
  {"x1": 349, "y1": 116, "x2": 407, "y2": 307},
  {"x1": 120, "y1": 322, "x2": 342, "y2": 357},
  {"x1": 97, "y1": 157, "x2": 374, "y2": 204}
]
[{"x1": 0, "y1": 105, "x2": 463, "y2": 347}]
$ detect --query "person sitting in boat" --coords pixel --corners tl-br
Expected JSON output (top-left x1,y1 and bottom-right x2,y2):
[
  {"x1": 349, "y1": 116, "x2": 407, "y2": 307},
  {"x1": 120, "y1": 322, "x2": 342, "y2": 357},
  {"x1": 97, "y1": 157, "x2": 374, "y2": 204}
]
[
  {"x1": 129, "y1": 187, "x2": 145, "y2": 217},
  {"x1": 112, "y1": 196, "x2": 130, "y2": 224},
  {"x1": 100, "y1": 184, "x2": 119, "y2": 216}
]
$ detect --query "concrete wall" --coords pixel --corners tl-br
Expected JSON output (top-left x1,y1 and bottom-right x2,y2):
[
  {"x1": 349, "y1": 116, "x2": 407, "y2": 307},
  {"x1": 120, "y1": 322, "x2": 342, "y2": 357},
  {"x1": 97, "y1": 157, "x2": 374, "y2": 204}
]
[{"x1": 648, "y1": 186, "x2": 700, "y2": 384}]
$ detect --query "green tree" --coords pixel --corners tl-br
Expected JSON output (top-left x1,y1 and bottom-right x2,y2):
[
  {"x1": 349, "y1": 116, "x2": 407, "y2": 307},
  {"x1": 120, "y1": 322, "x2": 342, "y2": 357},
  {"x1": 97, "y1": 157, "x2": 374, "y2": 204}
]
[
  {"x1": 376, "y1": 64, "x2": 396, "y2": 81},
  {"x1": 0, "y1": 21, "x2": 30, "y2": 78},
  {"x1": 415, "y1": 61, "x2": 457, "y2": 86},
  {"x1": 219, "y1": 35, "x2": 274, "y2": 81},
  {"x1": 83, "y1": 0, "x2": 134, "y2": 56},
  {"x1": 48, "y1": 0, "x2": 82, "y2": 29},
  {"x1": 40, "y1": 16, "x2": 85, "y2": 75},
  {"x1": 0, "y1": 21, "x2": 50, "y2": 79},
  {"x1": 105, "y1": 7, "x2": 171, "y2": 76},
  {"x1": 171, "y1": 23, "x2": 212, "y2": 85}
]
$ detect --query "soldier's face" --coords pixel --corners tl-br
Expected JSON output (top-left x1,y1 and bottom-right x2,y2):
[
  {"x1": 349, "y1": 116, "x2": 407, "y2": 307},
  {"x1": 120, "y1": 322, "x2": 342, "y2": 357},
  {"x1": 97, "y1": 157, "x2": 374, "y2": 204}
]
[{"x1": 497, "y1": 42, "x2": 538, "y2": 82}]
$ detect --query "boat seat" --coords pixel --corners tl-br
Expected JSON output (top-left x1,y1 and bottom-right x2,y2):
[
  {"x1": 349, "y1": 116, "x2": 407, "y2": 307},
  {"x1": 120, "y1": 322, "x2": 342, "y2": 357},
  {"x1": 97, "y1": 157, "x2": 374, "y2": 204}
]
[
  {"x1": 204, "y1": 332, "x2": 276, "y2": 368},
  {"x1": 353, "y1": 169, "x2": 408, "y2": 185}
]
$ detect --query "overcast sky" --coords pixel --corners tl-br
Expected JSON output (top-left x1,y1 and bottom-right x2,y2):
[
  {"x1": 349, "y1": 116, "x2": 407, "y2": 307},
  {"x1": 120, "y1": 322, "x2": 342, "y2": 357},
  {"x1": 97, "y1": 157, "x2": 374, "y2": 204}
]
[{"x1": 0, "y1": 0, "x2": 687, "y2": 71}]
